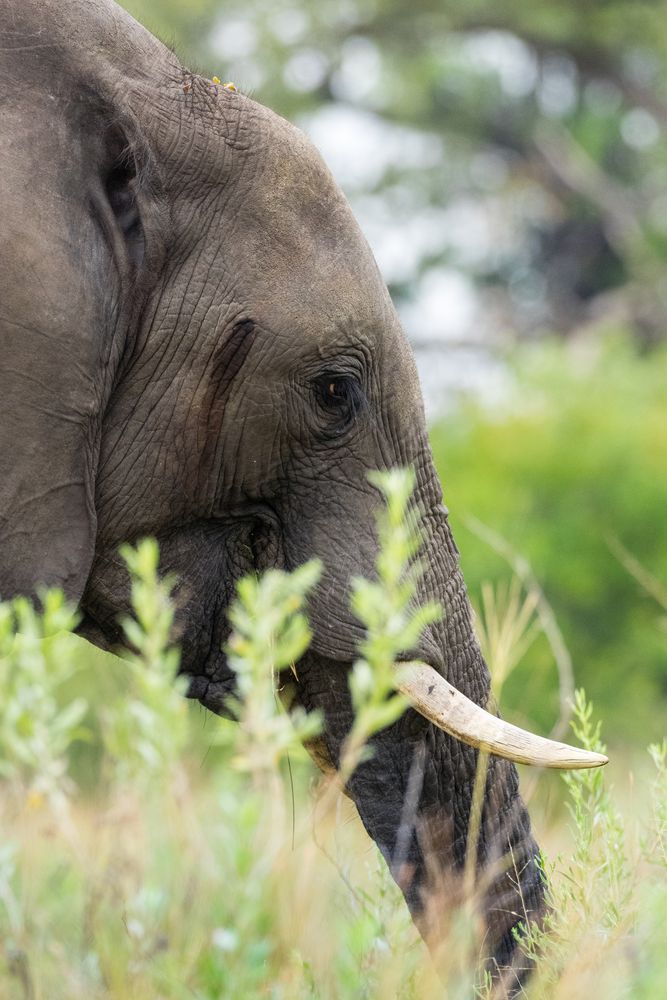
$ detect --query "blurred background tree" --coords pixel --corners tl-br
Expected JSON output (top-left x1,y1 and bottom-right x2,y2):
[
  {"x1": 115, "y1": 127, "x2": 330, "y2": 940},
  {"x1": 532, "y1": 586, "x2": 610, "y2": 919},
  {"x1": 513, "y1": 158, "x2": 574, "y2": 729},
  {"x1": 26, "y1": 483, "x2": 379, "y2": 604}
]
[
  {"x1": 125, "y1": 0, "x2": 667, "y2": 349},
  {"x1": 120, "y1": 0, "x2": 667, "y2": 744}
]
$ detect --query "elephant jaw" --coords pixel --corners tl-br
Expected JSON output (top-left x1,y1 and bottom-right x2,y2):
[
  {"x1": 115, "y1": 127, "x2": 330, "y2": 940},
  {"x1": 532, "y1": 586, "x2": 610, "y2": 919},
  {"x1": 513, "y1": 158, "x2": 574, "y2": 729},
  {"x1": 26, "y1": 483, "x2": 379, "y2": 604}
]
[{"x1": 398, "y1": 661, "x2": 608, "y2": 770}]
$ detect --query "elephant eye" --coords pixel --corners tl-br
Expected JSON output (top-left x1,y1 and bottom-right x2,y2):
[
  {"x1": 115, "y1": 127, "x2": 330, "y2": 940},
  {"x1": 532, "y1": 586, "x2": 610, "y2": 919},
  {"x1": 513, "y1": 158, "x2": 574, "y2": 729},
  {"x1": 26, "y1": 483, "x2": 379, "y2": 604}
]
[
  {"x1": 313, "y1": 372, "x2": 365, "y2": 429},
  {"x1": 323, "y1": 378, "x2": 348, "y2": 404}
]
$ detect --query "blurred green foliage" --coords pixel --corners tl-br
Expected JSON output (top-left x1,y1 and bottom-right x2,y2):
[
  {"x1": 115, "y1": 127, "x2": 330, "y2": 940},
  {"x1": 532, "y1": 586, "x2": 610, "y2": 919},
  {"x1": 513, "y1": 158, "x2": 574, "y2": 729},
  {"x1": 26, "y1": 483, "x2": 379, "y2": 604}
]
[
  {"x1": 0, "y1": 591, "x2": 84, "y2": 812},
  {"x1": 121, "y1": 0, "x2": 220, "y2": 64},
  {"x1": 430, "y1": 337, "x2": 667, "y2": 743}
]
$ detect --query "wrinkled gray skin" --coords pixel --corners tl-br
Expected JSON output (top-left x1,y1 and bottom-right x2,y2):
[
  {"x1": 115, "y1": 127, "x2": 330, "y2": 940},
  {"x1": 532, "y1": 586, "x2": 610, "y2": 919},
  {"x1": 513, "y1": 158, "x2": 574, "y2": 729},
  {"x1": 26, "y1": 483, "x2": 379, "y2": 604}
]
[{"x1": 0, "y1": 0, "x2": 544, "y2": 990}]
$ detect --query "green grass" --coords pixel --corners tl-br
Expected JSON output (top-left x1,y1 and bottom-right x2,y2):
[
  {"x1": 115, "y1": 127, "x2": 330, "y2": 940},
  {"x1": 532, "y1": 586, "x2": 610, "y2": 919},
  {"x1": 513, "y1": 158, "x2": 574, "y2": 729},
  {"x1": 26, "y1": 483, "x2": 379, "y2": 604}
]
[{"x1": 1, "y1": 470, "x2": 666, "y2": 999}]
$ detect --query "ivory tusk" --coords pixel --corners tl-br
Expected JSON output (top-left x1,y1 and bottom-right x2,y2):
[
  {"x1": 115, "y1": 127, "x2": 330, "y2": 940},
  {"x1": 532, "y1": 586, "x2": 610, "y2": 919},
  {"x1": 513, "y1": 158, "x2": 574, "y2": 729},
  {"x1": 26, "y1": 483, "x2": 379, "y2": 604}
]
[{"x1": 397, "y1": 661, "x2": 609, "y2": 770}]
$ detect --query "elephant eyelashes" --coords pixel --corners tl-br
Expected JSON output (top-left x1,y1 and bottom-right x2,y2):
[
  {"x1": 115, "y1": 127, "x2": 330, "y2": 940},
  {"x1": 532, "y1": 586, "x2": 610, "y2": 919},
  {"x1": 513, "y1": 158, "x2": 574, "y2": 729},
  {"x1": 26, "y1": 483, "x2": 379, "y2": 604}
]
[
  {"x1": 322, "y1": 379, "x2": 349, "y2": 405},
  {"x1": 313, "y1": 372, "x2": 365, "y2": 432},
  {"x1": 105, "y1": 155, "x2": 145, "y2": 270}
]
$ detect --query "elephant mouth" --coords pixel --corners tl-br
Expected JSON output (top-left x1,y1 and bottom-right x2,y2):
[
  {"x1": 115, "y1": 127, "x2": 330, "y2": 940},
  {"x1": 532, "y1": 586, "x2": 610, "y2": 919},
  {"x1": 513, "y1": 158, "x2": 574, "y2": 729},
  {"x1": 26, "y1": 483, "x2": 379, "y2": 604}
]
[
  {"x1": 76, "y1": 611, "x2": 123, "y2": 650},
  {"x1": 186, "y1": 673, "x2": 238, "y2": 717},
  {"x1": 179, "y1": 614, "x2": 239, "y2": 717},
  {"x1": 188, "y1": 647, "x2": 607, "y2": 770},
  {"x1": 79, "y1": 537, "x2": 606, "y2": 770},
  {"x1": 80, "y1": 579, "x2": 607, "y2": 769}
]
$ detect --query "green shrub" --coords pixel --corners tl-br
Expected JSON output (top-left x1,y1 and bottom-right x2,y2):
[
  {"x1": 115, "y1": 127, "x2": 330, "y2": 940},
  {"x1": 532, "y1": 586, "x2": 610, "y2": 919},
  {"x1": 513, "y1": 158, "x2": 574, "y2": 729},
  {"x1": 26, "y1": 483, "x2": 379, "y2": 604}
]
[{"x1": 0, "y1": 590, "x2": 85, "y2": 814}]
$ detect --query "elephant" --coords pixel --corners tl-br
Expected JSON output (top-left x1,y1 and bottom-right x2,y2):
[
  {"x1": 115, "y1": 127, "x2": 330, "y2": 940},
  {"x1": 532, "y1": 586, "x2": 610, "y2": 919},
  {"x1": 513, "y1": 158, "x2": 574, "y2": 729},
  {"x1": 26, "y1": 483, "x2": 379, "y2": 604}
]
[{"x1": 0, "y1": 0, "x2": 605, "y2": 993}]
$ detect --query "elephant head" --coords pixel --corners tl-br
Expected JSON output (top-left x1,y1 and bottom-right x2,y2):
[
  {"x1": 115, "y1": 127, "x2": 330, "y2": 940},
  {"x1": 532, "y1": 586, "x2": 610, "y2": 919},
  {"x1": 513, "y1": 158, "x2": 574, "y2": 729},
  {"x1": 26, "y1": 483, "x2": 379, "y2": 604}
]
[{"x1": 0, "y1": 0, "x2": 605, "y2": 990}]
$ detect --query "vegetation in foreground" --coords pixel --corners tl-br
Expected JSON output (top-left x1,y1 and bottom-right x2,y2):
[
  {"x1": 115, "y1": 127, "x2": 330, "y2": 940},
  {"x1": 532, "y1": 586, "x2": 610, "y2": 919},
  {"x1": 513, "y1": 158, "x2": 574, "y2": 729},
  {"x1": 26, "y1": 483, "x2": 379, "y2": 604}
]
[{"x1": 0, "y1": 470, "x2": 665, "y2": 999}]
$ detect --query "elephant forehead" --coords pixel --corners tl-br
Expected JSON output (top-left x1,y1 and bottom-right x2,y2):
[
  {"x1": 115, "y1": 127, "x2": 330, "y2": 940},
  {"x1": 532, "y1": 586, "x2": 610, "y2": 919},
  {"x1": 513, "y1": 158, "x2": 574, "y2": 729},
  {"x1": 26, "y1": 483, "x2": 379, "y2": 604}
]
[
  {"x1": 238, "y1": 246, "x2": 402, "y2": 360},
  {"x1": 214, "y1": 107, "x2": 394, "y2": 337},
  {"x1": 245, "y1": 250, "x2": 394, "y2": 344},
  {"x1": 221, "y1": 103, "x2": 375, "y2": 266}
]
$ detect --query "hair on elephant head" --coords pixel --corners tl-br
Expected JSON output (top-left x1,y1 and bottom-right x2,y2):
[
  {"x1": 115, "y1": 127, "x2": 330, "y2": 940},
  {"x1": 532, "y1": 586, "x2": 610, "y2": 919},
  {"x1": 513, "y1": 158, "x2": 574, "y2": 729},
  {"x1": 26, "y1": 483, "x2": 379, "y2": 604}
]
[{"x1": 0, "y1": 0, "x2": 606, "y2": 992}]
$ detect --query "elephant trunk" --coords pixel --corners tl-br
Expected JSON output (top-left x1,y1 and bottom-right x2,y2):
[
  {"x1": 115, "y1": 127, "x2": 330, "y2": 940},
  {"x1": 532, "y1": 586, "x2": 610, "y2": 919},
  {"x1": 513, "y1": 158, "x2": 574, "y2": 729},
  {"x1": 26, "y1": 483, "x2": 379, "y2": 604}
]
[{"x1": 294, "y1": 510, "x2": 550, "y2": 991}]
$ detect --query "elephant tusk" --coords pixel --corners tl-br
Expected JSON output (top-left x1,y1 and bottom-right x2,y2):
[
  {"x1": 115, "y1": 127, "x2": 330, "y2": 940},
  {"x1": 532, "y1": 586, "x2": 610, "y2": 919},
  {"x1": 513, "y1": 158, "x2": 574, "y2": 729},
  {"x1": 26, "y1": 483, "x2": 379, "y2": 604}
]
[{"x1": 397, "y1": 661, "x2": 609, "y2": 770}]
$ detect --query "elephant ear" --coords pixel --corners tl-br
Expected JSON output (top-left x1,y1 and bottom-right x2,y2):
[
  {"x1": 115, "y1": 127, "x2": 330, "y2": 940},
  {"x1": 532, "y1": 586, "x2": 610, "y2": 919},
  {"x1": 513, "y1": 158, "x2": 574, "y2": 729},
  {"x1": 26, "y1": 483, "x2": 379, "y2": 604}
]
[{"x1": 0, "y1": 2, "x2": 158, "y2": 601}]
